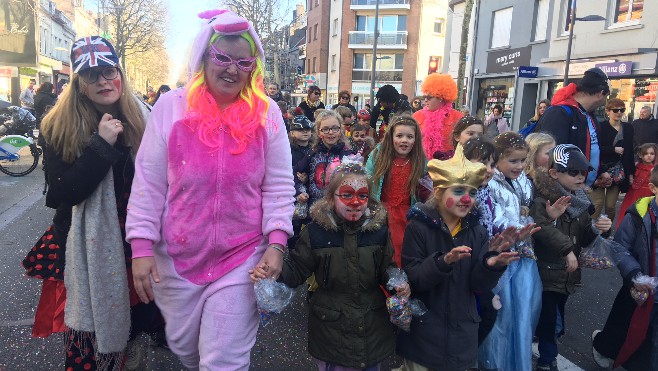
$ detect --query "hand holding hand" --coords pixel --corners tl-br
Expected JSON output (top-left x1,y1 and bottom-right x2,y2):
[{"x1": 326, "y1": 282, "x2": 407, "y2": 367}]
[
  {"x1": 565, "y1": 251, "x2": 578, "y2": 273},
  {"x1": 98, "y1": 113, "x2": 123, "y2": 146},
  {"x1": 546, "y1": 196, "x2": 571, "y2": 220},
  {"x1": 594, "y1": 216, "x2": 612, "y2": 233},
  {"x1": 614, "y1": 147, "x2": 624, "y2": 155},
  {"x1": 132, "y1": 257, "x2": 160, "y2": 304},
  {"x1": 443, "y1": 246, "x2": 472, "y2": 265},
  {"x1": 251, "y1": 245, "x2": 284, "y2": 281}
]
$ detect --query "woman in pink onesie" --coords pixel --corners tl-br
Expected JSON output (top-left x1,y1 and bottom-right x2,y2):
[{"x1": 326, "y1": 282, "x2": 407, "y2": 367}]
[{"x1": 125, "y1": 10, "x2": 295, "y2": 370}]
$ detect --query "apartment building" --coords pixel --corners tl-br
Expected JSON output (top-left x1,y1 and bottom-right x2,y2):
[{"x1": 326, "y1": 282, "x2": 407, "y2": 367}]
[{"x1": 305, "y1": 0, "x2": 331, "y2": 95}]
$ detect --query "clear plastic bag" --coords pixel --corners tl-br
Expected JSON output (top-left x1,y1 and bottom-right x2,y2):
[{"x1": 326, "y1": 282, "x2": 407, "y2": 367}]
[
  {"x1": 254, "y1": 278, "x2": 295, "y2": 326},
  {"x1": 630, "y1": 274, "x2": 658, "y2": 305},
  {"x1": 578, "y1": 235, "x2": 615, "y2": 269},
  {"x1": 384, "y1": 267, "x2": 427, "y2": 331},
  {"x1": 293, "y1": 185, "x2": 309, "y2": 220}
]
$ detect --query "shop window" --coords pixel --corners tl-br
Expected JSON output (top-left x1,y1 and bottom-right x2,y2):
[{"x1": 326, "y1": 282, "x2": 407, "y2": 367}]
[
  {"x1": 476, "y1": 77, "x2": 515, "y2": 121},
  {"x1": 491, "y1": 7, "x2": 513, "y2": 48},
  {"x1": 613, "y1": 0, "x2": 643, "y2": 24},
  {"x1": 532, "y1": 0, "x2": 549, "y2": 41},
  {"x1": 434, "y1": 18, "x2": 444, "y2": 34}
]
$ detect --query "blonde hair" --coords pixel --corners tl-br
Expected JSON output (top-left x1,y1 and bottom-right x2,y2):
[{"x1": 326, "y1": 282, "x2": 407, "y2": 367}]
[
  {"x1": 41, "y1": 71, "x2": 145, "y2": 163},
  {"x1": 372, "y1": 115, "x2": 426, "y2": 200},
  {"x1": 525, "y1": 132, "x2": 555, "y2": 179},
  {"x1": 314, "y1": 110, "x2": 346, "y2": 149}
]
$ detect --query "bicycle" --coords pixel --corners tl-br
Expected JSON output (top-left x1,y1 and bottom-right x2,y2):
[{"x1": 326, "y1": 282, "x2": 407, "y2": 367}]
[{"x1": 0, "y1": 107, "x2": 41, "y2": 177}]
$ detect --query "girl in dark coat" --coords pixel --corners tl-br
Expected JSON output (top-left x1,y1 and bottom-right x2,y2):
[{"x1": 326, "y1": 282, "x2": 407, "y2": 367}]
[
  {"x1": 397, "y1": 145, "x2": 525, "y2": 371},
  {"x1": 252, "y1": 158, "x2": 409, "y2": 370}
]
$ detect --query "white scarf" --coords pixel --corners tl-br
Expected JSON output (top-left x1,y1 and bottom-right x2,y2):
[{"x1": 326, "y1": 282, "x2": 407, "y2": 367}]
[{"x1": 64, "y1": 169, "x2": 130, "y2": 370}]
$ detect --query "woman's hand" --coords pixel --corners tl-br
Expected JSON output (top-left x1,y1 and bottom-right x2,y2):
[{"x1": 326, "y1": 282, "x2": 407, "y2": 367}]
[
  {"x1": 251, "y1": 245, "x2": 284, "y2": 281},
  {"x1": 98, "y1": 113, "x2": 123, "y2": 146},
  {"x1": 614, "y1": 146, "x2": 624, "y2": 155},
  {"x1": 546, "y1": 196, "x2": 571, "y2": 220},
  {"x1": 132, "y1": 257, "x2": 160, "y2": 304},
  {"x1": 443, "y1": 246, "x2": 472, "y2": 265},
  {"x1": 396, "y1": 282, "x2": 411, "y2": 298}
]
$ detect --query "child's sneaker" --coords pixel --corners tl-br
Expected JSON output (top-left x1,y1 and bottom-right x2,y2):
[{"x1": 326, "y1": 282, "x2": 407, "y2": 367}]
[
  {"x1": 535, "y1": 361, "x2": 558, "y2": 371},
  {"x1": 591, "y1": 330, "x2": 613, "y2": 368}
]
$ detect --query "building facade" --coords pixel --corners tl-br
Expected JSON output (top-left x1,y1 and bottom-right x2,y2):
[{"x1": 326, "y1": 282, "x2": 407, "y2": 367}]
[
  {"x1": 446, "y1": 0, "x2": 658, "y2": 129},
  {"x1": 305, "y1": 0, "x2": 330, "y2": 96}
]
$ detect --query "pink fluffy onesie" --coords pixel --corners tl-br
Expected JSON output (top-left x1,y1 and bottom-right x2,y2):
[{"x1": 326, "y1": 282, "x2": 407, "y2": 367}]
[{"x1": 125, "y1": 10, "x2": 295, "y2": 371}]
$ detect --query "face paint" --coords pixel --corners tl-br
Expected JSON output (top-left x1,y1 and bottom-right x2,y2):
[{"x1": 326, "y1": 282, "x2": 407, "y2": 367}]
[
  {"x1": 460, "y1": 194, "x2": 472, "y2": 205},
  {"x1": 333, "y1": 177, "x2": 369, "y2": 222},
  {"x1": 440, "y1": 186, "x2": 478, "y2": 220},
  {"x1": 445, "y1": 198, "x2": 455, "y2": 209}
]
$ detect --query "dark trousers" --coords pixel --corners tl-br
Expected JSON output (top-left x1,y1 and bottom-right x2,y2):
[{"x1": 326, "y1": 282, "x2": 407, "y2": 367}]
[
  {"x1": 477, "y1": 291, "x2": 498, "y2": 345},
  {"x1": 535, "y1": 291, "x2": 567, "y2": 365}
]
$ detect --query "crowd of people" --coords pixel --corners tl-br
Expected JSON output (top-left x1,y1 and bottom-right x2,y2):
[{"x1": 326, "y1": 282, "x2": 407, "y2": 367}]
[{"x1": 14, "y1": 8, "x2": 658, "y2": 371}]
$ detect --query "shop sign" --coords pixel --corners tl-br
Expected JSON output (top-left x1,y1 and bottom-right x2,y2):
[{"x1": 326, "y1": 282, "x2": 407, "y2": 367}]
[
  {"x1": 351, "y1": 82, "x2": 402, "y2": 94},
  {"x1": 518, "y1": 66, "x2": 538, "y2": 78},
  {"x1": 0, "y1": 0, "x2": 37, "y2": 65},
  {"x1": 486, "y1": 47, "x2": 532, "y2": 73},
  {"x1": 595, "y1": 61, "x2": 632, "y2": 77},
  {"x1": 0, "y1": 67, "x2": 12, "y2": 77}
]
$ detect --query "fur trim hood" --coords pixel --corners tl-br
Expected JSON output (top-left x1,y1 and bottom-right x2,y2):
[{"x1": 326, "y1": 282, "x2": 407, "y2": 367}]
[
  {"x1": 532, "y1": 169, "x2": 565, "y2": 203},
  {"x1": 309, "y1": 200, "x2": 387, "y2": 232}
]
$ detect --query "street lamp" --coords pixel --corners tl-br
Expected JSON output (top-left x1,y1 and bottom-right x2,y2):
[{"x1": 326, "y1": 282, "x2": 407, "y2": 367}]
[
  {"x1": 563, "y1": 0, "x2": 606, "y2": 84},
  {"x1": 369, "y1": 0, "x2": 381, "y2": 108}
]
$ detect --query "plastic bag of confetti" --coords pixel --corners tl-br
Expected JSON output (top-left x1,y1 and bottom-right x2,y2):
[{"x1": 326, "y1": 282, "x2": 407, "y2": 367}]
[
  {"x1": 578, "y1": 236, "x2": 615, "y2": 270},
  {"x1": 408, "y1": 298, "x2": 428, "y2": 316},
  {"x1": 254, "y1": 278, "x2": 295, "y2": 327},
  {"x1": 386, "y1": 267, "x2": 408, "y2": 291},
  {"x1": 630, "y1": 274, "x2": 658, "y2": 306},
  {"x1": 386, "y1": 295, "x2": 412, "y2": 332}
]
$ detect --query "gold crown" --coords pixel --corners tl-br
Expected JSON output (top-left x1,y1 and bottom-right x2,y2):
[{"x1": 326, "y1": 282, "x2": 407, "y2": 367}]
[{"x1": 428, "y1": 145, "x2": 486, "y2": 190}]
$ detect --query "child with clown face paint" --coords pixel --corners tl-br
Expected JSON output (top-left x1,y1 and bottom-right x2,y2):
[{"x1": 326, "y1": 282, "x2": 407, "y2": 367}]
[
  {"x1": 396, "y1": 145, "x2": 525, "y2": 371},
  {"x1": 253, "y1": 156, "x2": 410, "y2": 370}
]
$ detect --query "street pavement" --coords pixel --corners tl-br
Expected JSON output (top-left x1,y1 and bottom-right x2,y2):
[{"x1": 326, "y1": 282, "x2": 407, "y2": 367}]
[{"x1": 0, "y1": 172, "x2": 626, "y2": 370}]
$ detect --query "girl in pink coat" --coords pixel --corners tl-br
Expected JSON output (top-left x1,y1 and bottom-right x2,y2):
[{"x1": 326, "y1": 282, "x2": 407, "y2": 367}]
[{"x1": 125, "y1": 10, "x2": 295, "y2": 370}]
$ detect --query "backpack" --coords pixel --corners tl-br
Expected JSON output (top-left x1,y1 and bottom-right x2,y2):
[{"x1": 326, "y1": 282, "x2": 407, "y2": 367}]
[{"x1": 518, "y1": 105, "x2": 573, "y2": 138}]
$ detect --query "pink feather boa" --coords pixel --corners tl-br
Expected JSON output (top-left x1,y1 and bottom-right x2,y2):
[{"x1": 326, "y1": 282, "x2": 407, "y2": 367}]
[{"x1": 420, "y1": 102, "x2": 460, "y2": 159}]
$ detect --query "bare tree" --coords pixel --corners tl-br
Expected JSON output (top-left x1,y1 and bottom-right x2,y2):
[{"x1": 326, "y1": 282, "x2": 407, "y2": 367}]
[
  {"x1": 97, "y1": 0, "x2": 166, "y2": 69},
  {"x1": 456, "y1": 0, "x2": 474, "y2": 107}
]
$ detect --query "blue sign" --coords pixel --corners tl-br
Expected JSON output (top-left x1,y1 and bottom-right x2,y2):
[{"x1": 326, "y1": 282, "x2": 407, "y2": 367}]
[
  {"x1": 595, "y1": 61, "x2": 632, "y2": 77},
  {"x1": 518, "y1": 66, "x2": 538, "y2": 78}
]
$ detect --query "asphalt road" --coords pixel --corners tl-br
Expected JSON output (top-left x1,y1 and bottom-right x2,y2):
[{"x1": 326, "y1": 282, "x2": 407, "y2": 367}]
[{"x1": 0, "y1": 172, "x2": 626, "y2": 370}]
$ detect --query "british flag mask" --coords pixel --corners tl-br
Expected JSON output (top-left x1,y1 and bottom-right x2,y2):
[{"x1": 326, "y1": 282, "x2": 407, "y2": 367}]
[{"x1": 70, "y1": 36, "x2": 120, "y2": 74}]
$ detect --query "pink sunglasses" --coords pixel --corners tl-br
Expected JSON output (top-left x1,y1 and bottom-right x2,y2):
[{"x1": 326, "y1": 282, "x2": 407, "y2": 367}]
[{"x1": 209, "y1": 44, "x2": 257, "y2": 72}]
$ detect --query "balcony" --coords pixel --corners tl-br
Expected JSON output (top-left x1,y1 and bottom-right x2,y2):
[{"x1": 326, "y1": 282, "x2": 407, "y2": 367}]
[
  {"x1": 350, "y1": 0, "x2": 410, "y2": 10},
  {"x1": 348, "y1": 31, "x2": 408, "y2": 49},
  {"x1": 352, "y1": 70, "x2": 403, "y2": 82}
]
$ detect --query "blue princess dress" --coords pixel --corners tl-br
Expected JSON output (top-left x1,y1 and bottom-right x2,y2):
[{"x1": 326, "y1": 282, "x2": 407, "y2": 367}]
[{"x1": 478, "y1": 170, "x2": 542, "y2": 371}]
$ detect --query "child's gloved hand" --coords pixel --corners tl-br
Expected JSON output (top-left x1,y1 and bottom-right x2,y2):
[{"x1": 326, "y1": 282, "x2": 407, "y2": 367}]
[
  {"x1": 594, "y1": 216, "x2": 612, "y2": 233},
  {"x1": 395, "y1": 282, "x2": 411, "y2": 298},
  {"x1": 546, "y1": 196, "x2": 571, "y2": 220}
]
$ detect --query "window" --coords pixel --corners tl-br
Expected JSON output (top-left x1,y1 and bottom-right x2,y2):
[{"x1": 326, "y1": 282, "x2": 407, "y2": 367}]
[
  {"x1": 355, "y1": 15, "x2": 407, "y2": 32},
  {"x1": 352, "y1": 53, "x2": 404, "y2": 81},
  {"x1": 331, "y1": 54, "x2": 336, "y2": 71},
  {"x1": 314, "y1": 24, "x2": 318, "y2": 40},
  {"x1": 313, "y1": 57, "x2": 317, "y2": 72},
  {"x1": 533, "y1": 0, "x2": 549, "y2": 41},
  {"x1": 308, "y1": 0, "x2": 312, "y2": 10},
  {"x1": 315, "y1": 0, "x2": 319, "y2": 6},
  {"x1": 433, "y1": 19, "x2": 444, "y2": 34},
  {"x1": 333, "y1": 18, "x2": 338, "y2": 36},
  {"x1": 614, "y1": 0, "x2": 643, "y2": 23},
  {"x1": 491, "y1": 7, "x2": 513, "y2": 48}
]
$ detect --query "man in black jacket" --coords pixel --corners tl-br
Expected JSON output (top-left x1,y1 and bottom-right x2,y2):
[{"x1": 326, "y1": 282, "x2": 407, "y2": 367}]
[
  {"x1": 535, "y1": 67, "x2": 610, "y2": 187},
  {"x1": 632, "y1": 105, "x2": 658, "y2": 149},
  {"x1": 369, "y1": 85, "x2": 411, "y2": 141}
]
